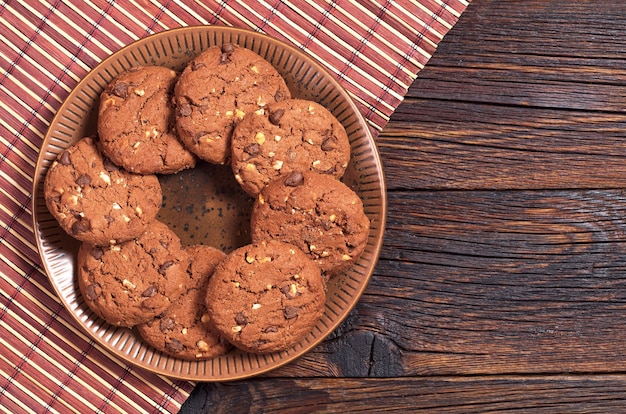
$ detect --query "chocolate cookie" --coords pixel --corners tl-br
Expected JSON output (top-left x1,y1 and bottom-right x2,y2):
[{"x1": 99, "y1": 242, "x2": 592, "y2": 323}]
[
  {"x1": 77, "y1": 220, "x2": 189, "y2": 327},
  {"x1": 250, "y1": 171, "x2": 370, "y2": 278},
  {"x1": 231, "y1": 99, "x2": 351, "y2": 196},
  {"x1": 43, "y1": 137, "x2": 162, "y2": 245},
  {"x1": 98, "y1": 65, "x2": 197, "y2": 174},
  {"x1": 174, "y1": 43, "x2": 291, "y2": 164},
  {"x1": 137, "y1": 245, "x2": 230, "y2": 359},
  {"x1": 205, "y1": 240, "x2": 326, "y2": 353}
]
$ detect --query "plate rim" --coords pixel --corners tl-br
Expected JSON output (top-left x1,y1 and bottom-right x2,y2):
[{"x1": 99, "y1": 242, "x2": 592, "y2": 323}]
[{"x1": 32, "y1": 24, "x2": 387, "y2": 381}]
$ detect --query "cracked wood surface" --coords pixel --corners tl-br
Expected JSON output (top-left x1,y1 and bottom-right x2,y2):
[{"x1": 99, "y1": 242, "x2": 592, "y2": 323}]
[{"x1": 182, "y1": 0, "x2": 626, "y2": 411}]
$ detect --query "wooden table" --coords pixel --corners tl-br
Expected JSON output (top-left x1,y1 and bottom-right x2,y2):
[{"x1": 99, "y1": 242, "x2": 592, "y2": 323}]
[{"x1": 182, "y1": 0, "x2": 626, "y2": 411}]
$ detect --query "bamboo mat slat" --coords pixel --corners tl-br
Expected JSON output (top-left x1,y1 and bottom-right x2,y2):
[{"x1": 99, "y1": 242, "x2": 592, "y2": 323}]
[{"x1": 0, "y1": 1, "x2": 469, "y2": 412}]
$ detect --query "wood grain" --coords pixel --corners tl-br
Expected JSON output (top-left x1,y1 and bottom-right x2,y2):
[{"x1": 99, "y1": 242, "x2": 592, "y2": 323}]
[
  {"x1": 381, "y1": 100, "x2": 626, "y2": 190},
  {"x1": 187, "y1": 376, "x2": 626, "y2": 413}
]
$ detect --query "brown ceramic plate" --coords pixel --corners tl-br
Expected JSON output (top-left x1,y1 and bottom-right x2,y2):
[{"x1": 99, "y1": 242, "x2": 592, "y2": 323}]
[{"x1": 32, "y1": 26, "x2": 386, "y2": 381}]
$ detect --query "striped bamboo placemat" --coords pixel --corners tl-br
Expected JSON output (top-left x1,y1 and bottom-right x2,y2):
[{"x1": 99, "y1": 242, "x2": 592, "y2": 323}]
[{"x1": 0, "y1": 1, "x2": 469, "y2": 412}]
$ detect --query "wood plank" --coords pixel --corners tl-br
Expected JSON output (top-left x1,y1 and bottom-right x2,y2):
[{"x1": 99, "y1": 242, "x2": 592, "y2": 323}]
[
  {"x1": 184, "y1": 375, "x2": 626, "y2": 413},
  {"x1": 265, "y1": 190, "x2": 626, "y2": 377},
  {"x1": 431, "y1": 0, "x2": 626, "y2": 62},
  {"x1": 380, "y1": 99, "x2": 626, "y2": 190},
  {"x1": 410, "y1": 70, "x2": 626, "y2": 112}
]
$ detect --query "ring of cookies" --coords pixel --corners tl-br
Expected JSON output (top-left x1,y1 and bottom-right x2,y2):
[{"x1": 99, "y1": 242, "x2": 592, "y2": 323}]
[{"x1": 44, "y1": 43, "x2": 370, "y2": 359}]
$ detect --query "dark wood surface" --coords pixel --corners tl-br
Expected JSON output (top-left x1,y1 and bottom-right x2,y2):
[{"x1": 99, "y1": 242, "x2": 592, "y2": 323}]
[{"x1": 182, "y1": 0, "x2": 626, "y2": 411}]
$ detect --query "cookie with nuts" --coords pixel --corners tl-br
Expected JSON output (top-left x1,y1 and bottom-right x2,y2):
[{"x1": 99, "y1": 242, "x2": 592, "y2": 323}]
[
  {"x1": 231, "y1": 98, "x2": 351, "y2": 196},
  {"x1": 137, "y1": 245, "x2": 231, "y2": 360},
  {"x1": 98, "y1": 65, "x2": 197, "y2": 174},
  {"x1": 205, "y1": 240, "x2": 326, "y2": 354},
  {"x1": 174, "y1": 43, "x2": 291, "y2": 165},
  {"x1": 250, "y1": 171, "x2": 370, "y2": 278},
  {"x1": 43, "y1": 137, "x2": 163, "y2": 245},
  {"x1": 77, "y1": 220, "x2": 189, "y2": 327}
]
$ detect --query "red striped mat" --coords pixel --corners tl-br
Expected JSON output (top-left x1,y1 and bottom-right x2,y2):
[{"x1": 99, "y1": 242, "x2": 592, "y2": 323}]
[{"x1": 0, "y1": 1, "x2": 469, "y2": 412}]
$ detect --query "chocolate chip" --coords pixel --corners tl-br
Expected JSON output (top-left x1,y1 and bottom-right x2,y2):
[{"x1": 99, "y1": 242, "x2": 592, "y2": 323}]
[
  {"x1": 142, "y1": 284, "x2": 157, "y2": 297},
  {"x1": 221, "y1": 43, "x2": 234, "y2": 53},
  {"x1": 219, "y1": 53, "x2": 231, "y2": 65},
  {"x1": 75, "y1": 173, "x2": 92, "y2": 187},
  {"x1": 234, "y1": 312, "x2": 248, "y2": 326},
  {"x1": 59, "y1": 151, "x2": 71, "y2": 166},
  {"x1": 112, "y1": 82, "x2": 128, "y2": 99},
  {"x1": 84, "y1": 283, "x2": 101, "y2": 300},
  {"x1": 244, "y1": 143, "x2": 260, "y2": 156},
  {"x1": 263, "y1": 326, "x2": 278, "y2": 333},
  {"x1": 343, "y1": 221, "x2": 359, "y2": 235},
  {"x1": 165, "y1": 339, "x2": 183, "y2": 353},
  {"x1": 159, "y1": 317, "x2": 175, "y2": 332},
  {"x1": 284, "y1": 171, "x2": 304, "y2": 187},
  {"x1": 274, "y1": 89, "x2": 287, "y2": 102},
  {"x1": 71, "y1": 217, "x2": 91, "y2": 234},
  {"x1": 158, "y1": 261, "x2": 174, "y2": 275},
  {"x1": 102, "y1": 157, "x2": 119, "y2": 172},
  {"x1": 268, "y1": 109, "x2": 284, "y2": 125},
  {"x1": 91, "y1": 247, "x2": 104, "y2": 260},
  {"x1": 104, "y1": 215, "x2": 114, "y2": 223},
  {"x1": 178, "y1": 103, "x2": 192, "y2": 117},
  {"x1": 191, "y1": 61, "x2": 206, "y2": 71},
  {"x1": 280, "y1": 285, "x2": 291, "y2": 297},
  {"x1": 321, "y1": 135, "x2": 338, "y2": 151},
  {"x1": 283, "y1": 306, "x2": 299, "y2": 319}
]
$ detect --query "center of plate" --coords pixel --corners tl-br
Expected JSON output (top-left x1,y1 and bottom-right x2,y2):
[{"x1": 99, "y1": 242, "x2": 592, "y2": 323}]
[{"x1": 156, "y1": 161, "x2": 254, "y2": 253}]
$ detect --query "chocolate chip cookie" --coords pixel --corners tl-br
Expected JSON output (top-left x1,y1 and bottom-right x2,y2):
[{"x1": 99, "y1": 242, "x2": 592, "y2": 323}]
[
  {"x1": 205, "y1": 240, "x2": 326, "y2": 353},
  {"x1": 77, "y1": 220, "x2": 189, "y2": 327},
  {"x1": 98, "y1": 65, "x2": 197, "y2": 174},
  {"x1": 174, "y1": 43, "x2": 291, "y2": 164},
  {"x1": 231, "y1": 99, "x2": 351, "y2": 196},
  {"x1": 137, "y1": 245, "x2": 230, "y2": 359},
  {"x1": 250, "y1": 171, "x2": 370, "y2": 278},
  {"x1": 43, "y1": 137, "x2": 162, "y2": 245}
]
